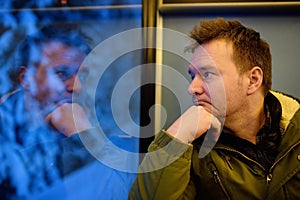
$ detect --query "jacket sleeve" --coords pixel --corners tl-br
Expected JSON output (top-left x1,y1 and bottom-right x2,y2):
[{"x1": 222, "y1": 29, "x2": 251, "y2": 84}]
[
  {"x1": 129, "y1": 130, "x2": 196, "y2": 200},
  {"x1": 61, "y1": 131, "x2": 96, "y2": 175}
]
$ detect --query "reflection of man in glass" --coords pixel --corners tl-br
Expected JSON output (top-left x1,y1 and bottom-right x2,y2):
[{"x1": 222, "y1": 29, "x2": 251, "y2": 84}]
[
  {"x1": 0, "y1": 24, "x2": 94, "y2": 198},
  {"x1": 17, "y1": 24, "x2": 93, "y2": 137}
]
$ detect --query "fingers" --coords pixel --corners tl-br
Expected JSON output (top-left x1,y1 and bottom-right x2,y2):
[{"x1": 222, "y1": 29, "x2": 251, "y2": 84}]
[
  {"x1": 167, "y1": 106, "x2": 221, "y2": 143},
  {"x1": 45, "y1": 103, "x2": 92, "y2": 137}
]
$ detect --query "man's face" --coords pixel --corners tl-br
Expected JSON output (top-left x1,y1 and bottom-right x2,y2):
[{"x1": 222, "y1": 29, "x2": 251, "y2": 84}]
[
  {"x1": 24, "y1": 41, "x2": 87, "y2": 109},
  {"x1": 188, "y1": 39, "x2": 249, "y2": 120}
]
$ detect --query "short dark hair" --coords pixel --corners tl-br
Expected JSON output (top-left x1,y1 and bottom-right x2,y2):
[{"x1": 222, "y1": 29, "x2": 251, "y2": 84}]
[
  {"x1": 189, "y1": 18, "x2": 272, "y2": 95},
  {"x1": 15, "y1": 23, "x2": 91, "y2": 68}
]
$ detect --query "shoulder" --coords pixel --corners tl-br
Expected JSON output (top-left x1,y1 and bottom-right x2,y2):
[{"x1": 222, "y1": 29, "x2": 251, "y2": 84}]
[{"x1": 0, "y1": 88, "x2": 23, "y2": 110}]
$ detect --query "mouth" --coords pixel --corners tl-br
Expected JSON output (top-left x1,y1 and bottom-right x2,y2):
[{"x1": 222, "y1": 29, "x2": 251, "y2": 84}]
[
  {"x1": 54, "y1": 97, "x2": 73, "y2": 106},
  {"x1": 193, "y1": 98, "x2": 213, "y2": 112},
  {"x1": 193, "y1": 98, "x2": 211, "y2": 106},
  {"x1": 193, "y1": 98, "x2": 226, "y2": 120},
  {"x1": 42, "y1": 97, "x2": 73, "y2": 117}
]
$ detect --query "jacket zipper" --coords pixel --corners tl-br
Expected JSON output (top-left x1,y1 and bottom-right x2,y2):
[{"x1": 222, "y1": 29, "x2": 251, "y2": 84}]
[
  {"x1": 266, "y1": 140, "x2": 300, "y2": 183},
  {"x1": 215, "y1": 146, "x2": 267, "y2": 184},
  {"x1": 215, "y1": 146, "x2": 266, "y2": 171},
  {"x1": 216, "y1": 141, "x2": 300, "y2": 183},
  {"x1": 224, "y1": 155, "x2": 233, "y2": 170},
  {"x1": 213, "y1": 170, "x2": 231, "y2": 200}
]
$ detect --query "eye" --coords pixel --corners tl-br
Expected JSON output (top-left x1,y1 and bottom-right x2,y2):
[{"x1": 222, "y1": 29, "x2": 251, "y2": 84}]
[
  {"x1": 203, "y1": 71, "x2": 214, "y2": 79},
  {"x1": 54, "y1": 66, "x2": 76, "y2": 81},
  {"x1": 56, "y1": 70, "x2": 68, "y2": 81}
]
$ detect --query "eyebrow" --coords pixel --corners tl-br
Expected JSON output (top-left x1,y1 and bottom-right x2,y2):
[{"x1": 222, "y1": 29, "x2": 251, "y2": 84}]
[
  {"x1": 54, "y1": 65, "x2": 78, "y2": 73},
  {"x1": 189, "y1": 64, "x2": 218, "y2": 73}
]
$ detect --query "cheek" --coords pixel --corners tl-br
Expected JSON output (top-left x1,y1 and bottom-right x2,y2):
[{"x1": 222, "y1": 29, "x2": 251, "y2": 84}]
[
  {"x1": 221, "y1": 75, "x2": 241, "y2": 98},
  {"x1": 43, "y1": 70, "x2": 65, "y2": 89},
  {"x1": 207, "y1": 79, "x2": 227, "y2": 115},
  {"x1": 225, "y1": 81, "x2": 247, "y2": 110},
  {"x1": 35, "y1": 76, "x2": 64, "y2": 102}
]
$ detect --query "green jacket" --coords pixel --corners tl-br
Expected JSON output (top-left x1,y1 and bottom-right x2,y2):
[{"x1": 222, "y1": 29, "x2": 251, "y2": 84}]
[{"x1": 129, "y1": 91, "x2": 300, "y2": 200}]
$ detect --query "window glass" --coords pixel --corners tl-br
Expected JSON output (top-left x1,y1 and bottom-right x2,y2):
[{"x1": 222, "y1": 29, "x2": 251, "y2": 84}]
[{"x1": 0, "y1": 1, "x2": 141, "y2": 199}]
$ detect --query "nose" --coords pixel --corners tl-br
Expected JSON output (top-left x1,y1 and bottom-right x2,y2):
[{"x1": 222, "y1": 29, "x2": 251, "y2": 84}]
[
  {"x1": 188, "y1": 74, "x2": 205, "y2": 96},
  {"x1": 65, "y1": 75, "x2": 82, "y2": 93}
]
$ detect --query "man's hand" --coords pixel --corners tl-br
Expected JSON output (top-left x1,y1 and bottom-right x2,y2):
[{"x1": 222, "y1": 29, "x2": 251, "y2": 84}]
[
  {"x1": 167, "y1": 106, "x2": 221, "y2": 144},
  {"x1": 45, "y1": 103, "x2": 93, "y2": 137}
]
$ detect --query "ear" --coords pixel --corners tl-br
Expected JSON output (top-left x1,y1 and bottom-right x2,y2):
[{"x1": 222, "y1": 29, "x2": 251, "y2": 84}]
[
  {"x1": 247, "y1": 66, "x2": 263, "y2": 95},
  {"x1": 18, "y1": 66, "x2": 29, "y2": 89}
]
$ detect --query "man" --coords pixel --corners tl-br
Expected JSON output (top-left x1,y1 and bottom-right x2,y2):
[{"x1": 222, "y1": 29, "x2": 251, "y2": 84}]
[
  {"x1": 129, "y1": 18, "x2": 300, "y2": 199},
  {"x1": 0, "y1": 23, "x2": 94, "y2": 199}
]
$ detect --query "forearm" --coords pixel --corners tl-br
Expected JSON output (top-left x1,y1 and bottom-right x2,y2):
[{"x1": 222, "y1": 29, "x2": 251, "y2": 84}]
[{"x1": 129, "y1": 130, "x2": 194, "y2": 200}]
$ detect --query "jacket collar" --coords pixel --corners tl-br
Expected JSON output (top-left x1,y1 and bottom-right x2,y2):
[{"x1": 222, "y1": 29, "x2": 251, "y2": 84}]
[{"x1": 270, "y1": 90, "x2": 300, "y2": 133}]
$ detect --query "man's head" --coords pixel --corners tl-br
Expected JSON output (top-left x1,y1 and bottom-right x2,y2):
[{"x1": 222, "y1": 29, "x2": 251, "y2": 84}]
[
  {"x1": 187, "y1": 18, "x2": 272, "y2": 121},
  {"x1": 188, "y1": 18, "x2": 272, "y2": 96},
  {"x1": 16, "y1": 23, "x2": 90, "y2": 108}
]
